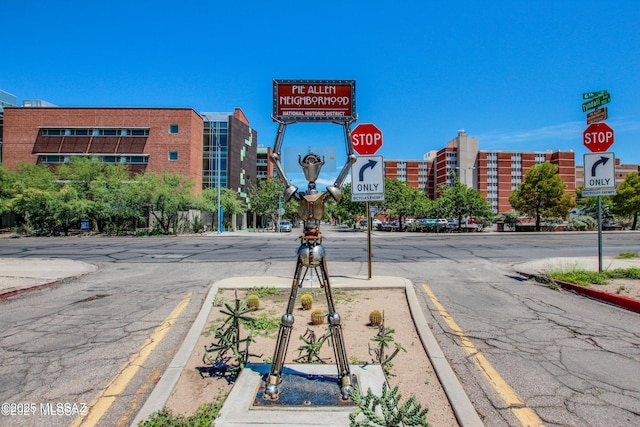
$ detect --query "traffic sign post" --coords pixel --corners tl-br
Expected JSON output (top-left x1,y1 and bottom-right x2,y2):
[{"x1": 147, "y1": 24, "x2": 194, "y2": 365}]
[
  {"x1": 351, "y1": 123, "x2": 383, "y2": 155},
  {"x1": 351, "y1": 154, "x2": 385, "y2": 279},
  {"x1": 581, "y1": 90, "x2": 613, "y2": 272}
]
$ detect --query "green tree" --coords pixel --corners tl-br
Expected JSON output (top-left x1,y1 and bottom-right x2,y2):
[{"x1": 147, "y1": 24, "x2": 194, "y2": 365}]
[
  {"x1": 56, "y1": 157, "x2": 106, "y2": 199},
  {"x1": 380, "y1": 179, "x2": 417, "y2": 231},
  {"x1": 196, "y1": 187, "x2": 246, "y2": 231},
  {"x1": 436, "y1": 174, "x2": 493, "y2": 229},
  {"x1": 89, "y1": 165, "x2": 146, "y2": 233},
  {"x1": 612, "y1": 172, "x2": 640, "y2": 230},
  {"x1": 0, "y1": 166, "x2": 17, "y2": 216},
  {"x1": 11, "y1": 188, "x2": 59, "y2": 234},
  {"x1": 333, "y1": 183, "x2": 365, "y2": 226},
  {"x1": 8, "y1": 164, "x2": 59, "y2": 230},
  {"x1": 138, "y1": 172, "x2": 195, "y2": 233},
  {"x1": 509, "y1": 162, "x2": 573, "y2": 231},
  {"x1": 50, "y1": 184, "x2": 93, "y2": 235},
  {"x1": 248, "y1": 178, "x2": 284, "y2": 229}
]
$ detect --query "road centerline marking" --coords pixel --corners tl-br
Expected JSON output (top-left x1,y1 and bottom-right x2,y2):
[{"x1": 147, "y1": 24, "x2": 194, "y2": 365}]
[
  {"x1": 71, "y1": 292, "x2": 193, "y2": 427},
  {"x1": 422, "y1": 284, "x2": 544, "y2": 427}
]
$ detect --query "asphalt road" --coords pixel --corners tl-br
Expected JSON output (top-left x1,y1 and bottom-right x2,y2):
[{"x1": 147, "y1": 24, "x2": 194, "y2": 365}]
[{"x1": 0, "y1": 228, "x2": 639, "y2": 426}]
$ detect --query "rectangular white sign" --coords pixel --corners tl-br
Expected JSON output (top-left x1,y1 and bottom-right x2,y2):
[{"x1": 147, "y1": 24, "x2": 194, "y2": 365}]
[
  {"x1": 583, "y1": 152, "x2": 615, "y2": 190},
  {"x1": 351, "y1": 155, "x2": 385, "y2": 202}
]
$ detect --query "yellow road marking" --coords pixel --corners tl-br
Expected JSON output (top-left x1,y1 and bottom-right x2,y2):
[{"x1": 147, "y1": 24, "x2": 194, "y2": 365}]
[
  {"x1": 422, "y1": 284, "x2": 544, "y2": 427},
  {"x1": 71, "y1": 292, "x2": 193, "y2": 427}
]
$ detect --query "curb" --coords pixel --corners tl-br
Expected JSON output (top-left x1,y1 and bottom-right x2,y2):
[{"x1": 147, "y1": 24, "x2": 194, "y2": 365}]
[
  {"x1": 516, "y1": 271, "x2": 640, "y2": 314},
  {"x1": 130, "y1": 277, "x2": 483, "y2": 427},
  {"x1": 0, "y1": 279, "x2": 66, "y2": 300}
]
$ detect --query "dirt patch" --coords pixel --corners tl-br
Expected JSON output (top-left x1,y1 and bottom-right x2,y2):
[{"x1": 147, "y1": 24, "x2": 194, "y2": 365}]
[
  {"x1": 164, "y1": 287, "x2": 458, "y2": 427},
  {"x1": 590, "y1": 278, "x2": 640, "y2": 301}
]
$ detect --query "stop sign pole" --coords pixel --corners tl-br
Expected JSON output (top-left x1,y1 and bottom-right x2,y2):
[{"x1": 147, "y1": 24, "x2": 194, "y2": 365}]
[
  {"x1": 582, "y1": 90, "x2": 613, "y2": 272},
  {"x1": 351, "y1": 122, "x2": 383, "y2": 278}
]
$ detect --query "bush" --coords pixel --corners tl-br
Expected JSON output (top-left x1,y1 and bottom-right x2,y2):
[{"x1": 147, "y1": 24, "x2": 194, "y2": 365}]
[{"x1": 566, "y1": 215, "x2": 597, "y2": 231}]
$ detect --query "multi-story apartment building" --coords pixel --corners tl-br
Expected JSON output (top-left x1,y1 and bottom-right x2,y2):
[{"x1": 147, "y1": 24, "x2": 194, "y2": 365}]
[
  {"x1": 383, "y1": 160, "x2": 431, "y2": 192},
  {"x1": 385, "y1": 130, "x2": 577, "y2": 213},
  {"x1": 476, "y1": 149, "x2": 575, "y2": 213}
]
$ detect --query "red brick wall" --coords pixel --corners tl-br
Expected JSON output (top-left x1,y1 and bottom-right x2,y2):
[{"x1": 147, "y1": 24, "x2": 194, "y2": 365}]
[{"x1": 3, "y1": 107, "x2": 203, "y2": 192}]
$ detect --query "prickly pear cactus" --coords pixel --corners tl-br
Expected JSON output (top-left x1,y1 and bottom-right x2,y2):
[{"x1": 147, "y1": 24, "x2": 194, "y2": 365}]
[
  {"x1": 301, "y1": 294, "x2": 313, "y2": 310},
  {"x1": 369, "y1": 309, "x2": 383, "y2": 326}
]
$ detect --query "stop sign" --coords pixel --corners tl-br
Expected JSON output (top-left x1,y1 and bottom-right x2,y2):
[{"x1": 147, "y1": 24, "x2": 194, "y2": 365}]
[
  {"x1": 351, "y1": 123, "x2": 383, "y2": 155},
  {"x1": 583, "y1": 122, "x2": 614, "y2": 152}
]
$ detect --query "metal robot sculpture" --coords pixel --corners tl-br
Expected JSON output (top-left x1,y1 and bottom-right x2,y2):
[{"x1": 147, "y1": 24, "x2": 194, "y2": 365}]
[{"x1": 264, "y1": 122, "x2": 357, "y2": 400}]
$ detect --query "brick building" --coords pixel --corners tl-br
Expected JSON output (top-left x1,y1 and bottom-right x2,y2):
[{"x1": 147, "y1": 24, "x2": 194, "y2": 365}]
[
  {"x1": 476, "y1": 149, "x2": 575, "y2": 213},
  {"x1": 2, "y1": 107, "x2": 205, "y2": 190},
  {"x1": 384, "y1": 130, "x2": 577, "y2": 213}
]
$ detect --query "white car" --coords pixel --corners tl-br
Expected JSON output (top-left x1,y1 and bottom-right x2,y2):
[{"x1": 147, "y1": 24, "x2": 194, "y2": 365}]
[{"x1": 278, "y1": 221, "x2": 292, "y2": 232}]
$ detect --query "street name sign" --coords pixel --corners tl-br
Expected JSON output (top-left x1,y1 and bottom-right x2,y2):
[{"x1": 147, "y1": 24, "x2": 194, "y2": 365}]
[
  {"x1": 582, "y1": 90, "x2": 607, "y2": 100},
  {"x1": 351, "y1": 155, "x2": 385, "y2": 202},
  {"x1": 582, "y1": 92, "x2": 611, "y2": 112},
  {"x1": 583, "y1": 152, "x2": 615, "y2": 190}
]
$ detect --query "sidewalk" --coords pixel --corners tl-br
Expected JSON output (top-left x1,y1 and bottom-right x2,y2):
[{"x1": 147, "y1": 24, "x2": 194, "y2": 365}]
[
  {"x1": 0, "y1": 258, "x2": 97, "y2": 299},
  {"x1": 513, "y1": 256, "x2": 640, "y2": 313}
]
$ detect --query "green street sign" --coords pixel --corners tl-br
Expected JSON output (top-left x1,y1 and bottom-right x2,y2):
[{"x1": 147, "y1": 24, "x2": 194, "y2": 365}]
[
  {"x1": 582, "y1": 92, "x2": 611, "y2": 112},
  {"x1": 582, "y1": 90, "x2": 607, "y2": 100}
]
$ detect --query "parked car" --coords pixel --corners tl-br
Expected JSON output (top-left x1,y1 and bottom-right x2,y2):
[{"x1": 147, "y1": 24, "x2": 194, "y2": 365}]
[{"x1": 278, "y1": 220, "x2": 292, "y2": 232}]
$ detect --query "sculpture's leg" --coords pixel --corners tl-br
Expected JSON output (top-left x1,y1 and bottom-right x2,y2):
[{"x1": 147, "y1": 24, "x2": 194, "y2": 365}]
[
  {"x1": 264, "y1": 260, "x2": 305, "y2": 399},
  {"x1": 318, "y1": 259, "x2": 353, "y2": 399}
]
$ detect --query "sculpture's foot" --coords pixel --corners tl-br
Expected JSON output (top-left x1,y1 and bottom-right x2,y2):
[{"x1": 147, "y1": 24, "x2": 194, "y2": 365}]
[
  {"x1": 264, "y1": 375, "x2": 280, "y2": 400},
  {"x1": 340, "y1": 376, "x2": 353, "y2": 400}
]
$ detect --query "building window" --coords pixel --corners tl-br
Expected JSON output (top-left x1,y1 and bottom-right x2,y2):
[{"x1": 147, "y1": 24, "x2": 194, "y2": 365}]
[
  {"x1": 168, "y1": 151, "x2": 178, "y2": 161},
  {"x1": 123, "y1": 128, "x2": 150, "y2": 136},
  {"x1": 169, "y1": 124, "x2": 179, "y2": 134},
  {"x1": 41, "y1": 129, "x2": 65, "y2": 136}
]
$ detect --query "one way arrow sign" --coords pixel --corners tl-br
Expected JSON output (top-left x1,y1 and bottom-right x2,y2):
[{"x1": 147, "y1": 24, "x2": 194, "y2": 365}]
[
  {"x1": 583, "y1": 152, "x2": 615, "y2": 191},
  {"x1": 351, "y1": 155, "x2": 385, "y2": 202}
]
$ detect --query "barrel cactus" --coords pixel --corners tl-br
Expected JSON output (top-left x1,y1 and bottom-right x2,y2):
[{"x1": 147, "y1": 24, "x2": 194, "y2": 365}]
[
  {"x1": 311, "y1": 308, "x2": 325, "y2": 325},
  {"x1": 369, "y1": 309, "x2": 383, "y2": 326},
  {"x1": 301, "y1": 294, "x2": 313, "y2": 310},
  {"x1": 246, "y1": 294, "x2": 260, "y2": 308}
]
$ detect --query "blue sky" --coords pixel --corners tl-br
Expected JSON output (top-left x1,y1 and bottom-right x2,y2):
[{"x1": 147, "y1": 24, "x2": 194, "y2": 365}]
[{"x1": 3, "y1": 1, "x2": 639, "y2": 187}]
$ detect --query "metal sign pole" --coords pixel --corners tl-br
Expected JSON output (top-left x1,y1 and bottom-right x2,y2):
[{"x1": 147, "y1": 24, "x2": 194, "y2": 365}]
[
  {"x1": 366, "y1": 201, "x2": 372, "y2": 279},
  {"x1": 597, "y1": 195, "x2": 603, "y2": 272}
]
